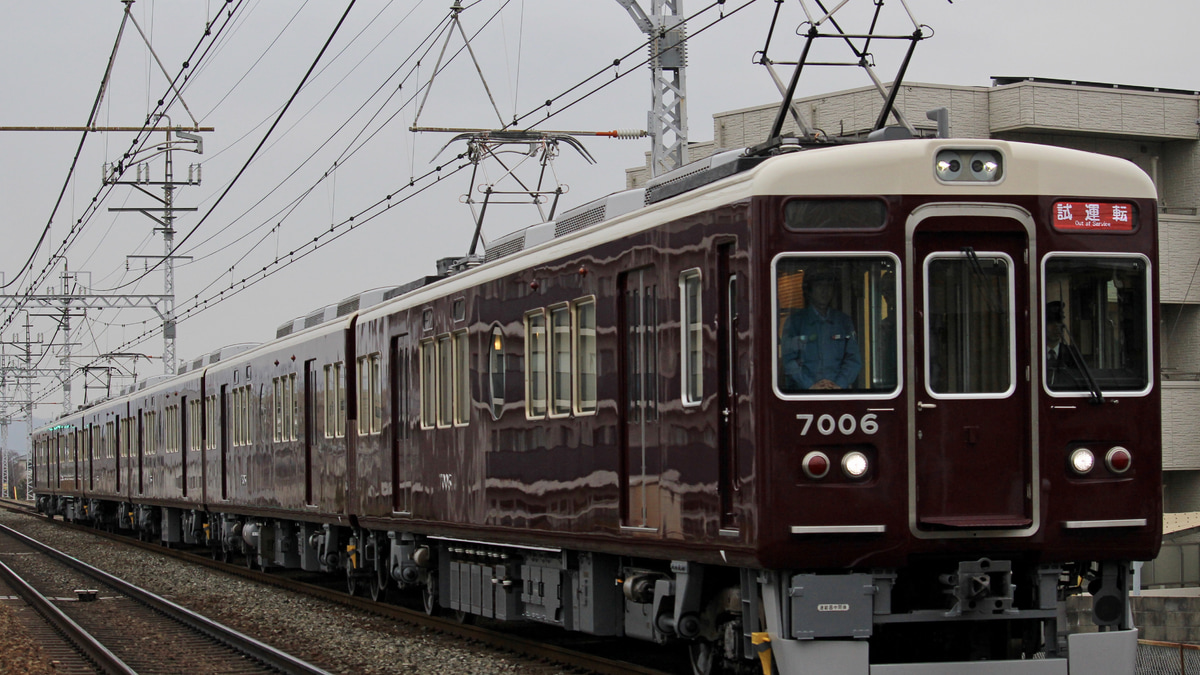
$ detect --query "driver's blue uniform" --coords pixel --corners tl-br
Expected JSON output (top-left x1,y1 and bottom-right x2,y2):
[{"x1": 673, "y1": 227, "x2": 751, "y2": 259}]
[{"x1": 781, "y1": 307, "x2": 862, "y2": 390}]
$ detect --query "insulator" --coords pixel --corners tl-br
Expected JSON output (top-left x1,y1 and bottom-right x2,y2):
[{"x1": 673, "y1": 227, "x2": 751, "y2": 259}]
[{"x1": 613, "y1": 129, "x2": 646, "y2": 139}]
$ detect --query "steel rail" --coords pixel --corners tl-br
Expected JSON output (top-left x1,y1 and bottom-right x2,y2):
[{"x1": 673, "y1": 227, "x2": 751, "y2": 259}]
[
  {"x1": 0, "y1": 558, "x2": 135, "y2": 675},
  {"x1": 0, "y1": 500, "x2": 670, "y2": 675},
  {"x1": 0, "y1": 521, "x2": 334, "y2": 675}
]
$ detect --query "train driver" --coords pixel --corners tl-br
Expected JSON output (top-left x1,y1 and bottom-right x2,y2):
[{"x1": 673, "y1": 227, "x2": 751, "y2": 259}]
[{"x1": 781, "y1": 266, "x2": 863, "y2": 391}]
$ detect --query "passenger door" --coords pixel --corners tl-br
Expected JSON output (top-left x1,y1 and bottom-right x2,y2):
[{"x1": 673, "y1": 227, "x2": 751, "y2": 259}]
[
  {"x1": 620, "y1": 267, "x2": 662, "y2": 531},
  {"x1": 390, "y1": 334, "x2": 412, "y2": 514},
  {"x1": 908, "y1": 206, "x2": 1037, "y2": 536}
]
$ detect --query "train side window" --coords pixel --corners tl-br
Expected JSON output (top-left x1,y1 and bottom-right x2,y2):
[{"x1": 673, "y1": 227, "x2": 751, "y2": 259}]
[
  {"x1": 324, "y1": 365, "x2": 334, "y2": 437},
  {"x1": 357, "y1": 354, "x2": 383, "y2": 435},
  {"x1": 775, "y1": 255, "x2": 900, "y2": 397},
  {"x1": 549, "y1": 305, "x2": 572, "y2": 417},
  {"x1": 274, "y1": 378, "x2": 284, "y2": 442},
  {"x1": 420, "y1": 340, "x2": 437, "y2": 429},
  {"x1": 574, "y1": 298, "x2": 597, "y2": 415},
  {"x1": 144, "y1": 412, "x2": 154, "y2": 455},
  {"x1": 165, "y1": 407, "x2": 175, "y2": 453},
  {"x1": 453, "y1": 332, "x2": 469, "y2": 426},
  {"x1": 680, "y1": 270, "x2": 703, "y2": 406},
  {"x1": 437, "y1": 335, "x2": 454, "y2": 427},
  {"x1": 292, "y1": 373, "x2": 301, "y2": 440},
  {"x1": 335, "y1": 362, "x2": 346, "y2": 438},
  {"x1": 488, "y1": 327, "x2": 506, "y2": 419},
  {"x1": 358, "y1": 358, "x2": 370, "y2": 436},
  {"x1": 1043, "y1": 254, "x2": 1150, "y2": 394},
  {"x1": 526, "y1": 310, "x2": 548, "y2": 419}
]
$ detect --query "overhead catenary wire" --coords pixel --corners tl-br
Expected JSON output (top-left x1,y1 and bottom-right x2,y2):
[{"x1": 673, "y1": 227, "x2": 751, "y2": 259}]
[
  {"x1": 29, "y1": 0, "x2": 759, "y2": 406},
  {"x1": 0, "y1": 0, "x2": 249, "y2": 337},
  {"x1": 0, "y1": 9, "x2": 132, "y2": 292}
]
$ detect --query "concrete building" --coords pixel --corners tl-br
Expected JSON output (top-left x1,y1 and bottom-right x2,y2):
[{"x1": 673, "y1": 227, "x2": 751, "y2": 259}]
[{"x1": 627, "y1": 76, "x2": 1200, "y2": 518}]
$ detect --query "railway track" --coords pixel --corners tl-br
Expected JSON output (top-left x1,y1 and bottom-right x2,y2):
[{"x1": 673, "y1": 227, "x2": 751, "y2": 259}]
[
  {"x1": 0, "y1": 516, "x2": 333, "y2": 675},
  {"x1": 0, "y1": 500, "x2": 681, "y2": 675}
]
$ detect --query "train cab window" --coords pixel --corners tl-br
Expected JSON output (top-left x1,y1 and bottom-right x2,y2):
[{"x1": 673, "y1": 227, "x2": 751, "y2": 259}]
[
  {"x1": 574, "y1": 299, "x2": 597, "y2": 415},
  {"x1": 1043, "y1": 255, "x2": 1150, "y2": 394},
  {"x1": 680, "y1": 270, "x2": 703, "y2": 406},
  {"x1": 488, "y1": 327, "x2": 505, "y2": 419},
  {"x1": 526, "y1": 311, "x2": 548, "y2": 418},
  {"x1": 925, "y1": 252, "x2": 1014, "y2": 396},
  {"x1": 776, "y1": 255, "x2": 899, "y2": 396}
]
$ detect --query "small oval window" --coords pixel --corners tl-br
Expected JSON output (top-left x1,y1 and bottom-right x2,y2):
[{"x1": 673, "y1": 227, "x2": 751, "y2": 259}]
[
  {"x1": 489, "y1": 327, "x2": 505, "y2": 419},
  {"x1": 784, "y1": 199, "x2": 887, "y2": 231}
]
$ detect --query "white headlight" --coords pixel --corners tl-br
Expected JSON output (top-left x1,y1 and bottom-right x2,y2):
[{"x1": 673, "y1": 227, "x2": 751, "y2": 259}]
[
  {"x1": 969, "y1": 151, "x2": 1002, "y2": 181},
  {"x1": 935, "y1": 151, "x2": 962, "y2": 181},
  {"x1": 1070, "y1": 448, "x2": 1095, "y2": 475},
  {"x1": 842, "y1": 451, "x2": 869, "y2": 479}
]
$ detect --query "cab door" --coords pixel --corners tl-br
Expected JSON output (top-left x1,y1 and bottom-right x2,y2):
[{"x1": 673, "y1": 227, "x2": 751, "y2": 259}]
[{"x1": 908, "y1": 205, "x2": 1038, "y2": 536}]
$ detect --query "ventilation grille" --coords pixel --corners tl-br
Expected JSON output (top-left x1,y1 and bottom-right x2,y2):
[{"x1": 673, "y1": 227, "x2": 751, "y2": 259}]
[
  {"x1": 555, "y1": 205, "x2": 606, "y2": 237},
  {"x1": 276, "y1": 324, "x2": 294, "y2": 338},
  {"x1": 485, "y1": 235, "x2": 526, "y2": 263}
]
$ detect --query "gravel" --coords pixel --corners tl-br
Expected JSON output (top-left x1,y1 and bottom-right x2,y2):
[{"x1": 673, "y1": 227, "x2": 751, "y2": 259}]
[{"x1": 0, "y1": 508, "x2": 568, "y2": 674}]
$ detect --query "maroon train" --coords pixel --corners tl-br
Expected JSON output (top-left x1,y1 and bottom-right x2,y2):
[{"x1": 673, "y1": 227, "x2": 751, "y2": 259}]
[{"x1": 33, "y1": 137, "x2": 1161, "y2": 674}]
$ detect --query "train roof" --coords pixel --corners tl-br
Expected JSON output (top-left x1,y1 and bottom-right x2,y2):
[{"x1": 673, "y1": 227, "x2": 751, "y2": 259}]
[
  {"x1": 355, "y1": 138, "x2": 1156, "y2": 325},
  {"x1": 35, "y1": 139, "x2": 1156, "y2": 435}
]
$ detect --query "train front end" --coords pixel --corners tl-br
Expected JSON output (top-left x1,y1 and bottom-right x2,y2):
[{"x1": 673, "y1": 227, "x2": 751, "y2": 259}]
[{"x1": 752, "y1": 139, "x2": 1160, "y2": 672}]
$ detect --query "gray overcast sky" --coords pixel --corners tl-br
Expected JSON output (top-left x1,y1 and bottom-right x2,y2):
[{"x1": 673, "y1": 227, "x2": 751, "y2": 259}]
[{"x1": 1, "y1": 0, "x2": 1197, "y2": 417}]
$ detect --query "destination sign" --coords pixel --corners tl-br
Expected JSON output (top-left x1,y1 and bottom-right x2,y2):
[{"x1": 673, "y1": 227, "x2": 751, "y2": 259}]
[{"x1": 1052, "y1": 201, "x2": 1135, "y2": 232}]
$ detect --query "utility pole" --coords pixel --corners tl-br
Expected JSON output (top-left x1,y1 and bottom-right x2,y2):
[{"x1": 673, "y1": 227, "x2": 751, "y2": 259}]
[
  {"x1": 0, "y1": 314, "x2": 40, "y2": 500},
  {"x1": 104, "y1": 125, "x2": 202, "y2": 375},
  {"x1": 617, "y1": 0, "x2": 689, "y2": 177}
]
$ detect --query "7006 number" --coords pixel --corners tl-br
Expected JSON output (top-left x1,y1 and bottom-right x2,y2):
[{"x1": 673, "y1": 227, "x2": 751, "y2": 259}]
[{"x1": 796, "y1": 413, "x2": 879, "y2": 436}]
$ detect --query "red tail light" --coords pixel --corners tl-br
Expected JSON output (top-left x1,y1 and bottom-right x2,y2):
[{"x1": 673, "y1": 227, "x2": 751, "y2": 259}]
[
  {"x1": 1105, "y1": 446, "x2": 1132, "y2": 474},
  {"x1": 802, "y1": 451, "x2": 830, "y2": 480}
]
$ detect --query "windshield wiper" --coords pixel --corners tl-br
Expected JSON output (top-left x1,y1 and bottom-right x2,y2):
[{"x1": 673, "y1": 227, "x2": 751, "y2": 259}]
[{"x1": 1059, "y1": 324, "x2": 1106, "y2": 405}]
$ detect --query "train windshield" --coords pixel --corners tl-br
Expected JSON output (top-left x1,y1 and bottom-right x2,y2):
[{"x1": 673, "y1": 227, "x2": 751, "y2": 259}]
[
  {"x1": 775, "y1": 255, "x2": 899, "y2": 396},
  {"x1": 1044, "y1": 255, "x2": 1150, "y2": 393}
]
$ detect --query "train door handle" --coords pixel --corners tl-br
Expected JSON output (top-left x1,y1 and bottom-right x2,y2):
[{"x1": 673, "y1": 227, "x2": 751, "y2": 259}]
[
  {"x1": 722, "y1": 408, "x2": 731, "y2": 419},
  {"x1": 917, "y1": 401, "x2": 938, "y2": 411}
]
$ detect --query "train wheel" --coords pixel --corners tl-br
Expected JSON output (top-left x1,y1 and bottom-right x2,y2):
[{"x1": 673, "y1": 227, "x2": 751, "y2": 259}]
[
  {"x1": 422, "y1": 574, "x2": 438, "y2": 616},
  {"x1": 452, "y1": 609, "x2": 474, "y2": 625},
  {"x1": 368, "y1": 570, "x2": 389, "y2": 603},
  {"x1": 347, "y1": 574, "x2": 363, "y2": 597}
]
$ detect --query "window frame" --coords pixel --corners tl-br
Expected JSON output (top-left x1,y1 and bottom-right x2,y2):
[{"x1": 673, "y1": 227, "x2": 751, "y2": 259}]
[
  {"x1": 452, "y1": 331, "x2": 469, "y2": 426},
  {"x1": 488, "y1": 326, "x2": 506, "y2": 420},
  {"x1": 548, "y1": 304, "x2": 573, "y2": 418},
  {"x1": 771, "y1": 251, "x2": 904, "y2": 401},
  {"x1": 922, "y1": 250, "x2": 1017, "y2": 401},
  {"x1": 1040, "y1": 251, "x2": 1153, "y2": 398},
  {"x1": 419, "y1": 339, "x2": 437, "y2": 429},
  {"x1": 525, "y1": 309, "x2": 548, "y2": 419},
  {"x1": 679, "y1": 269, "x2": 704, "y2": 407},
  {"x1": 573, "y1": 297, "x2": 598, "y2": 416}
]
